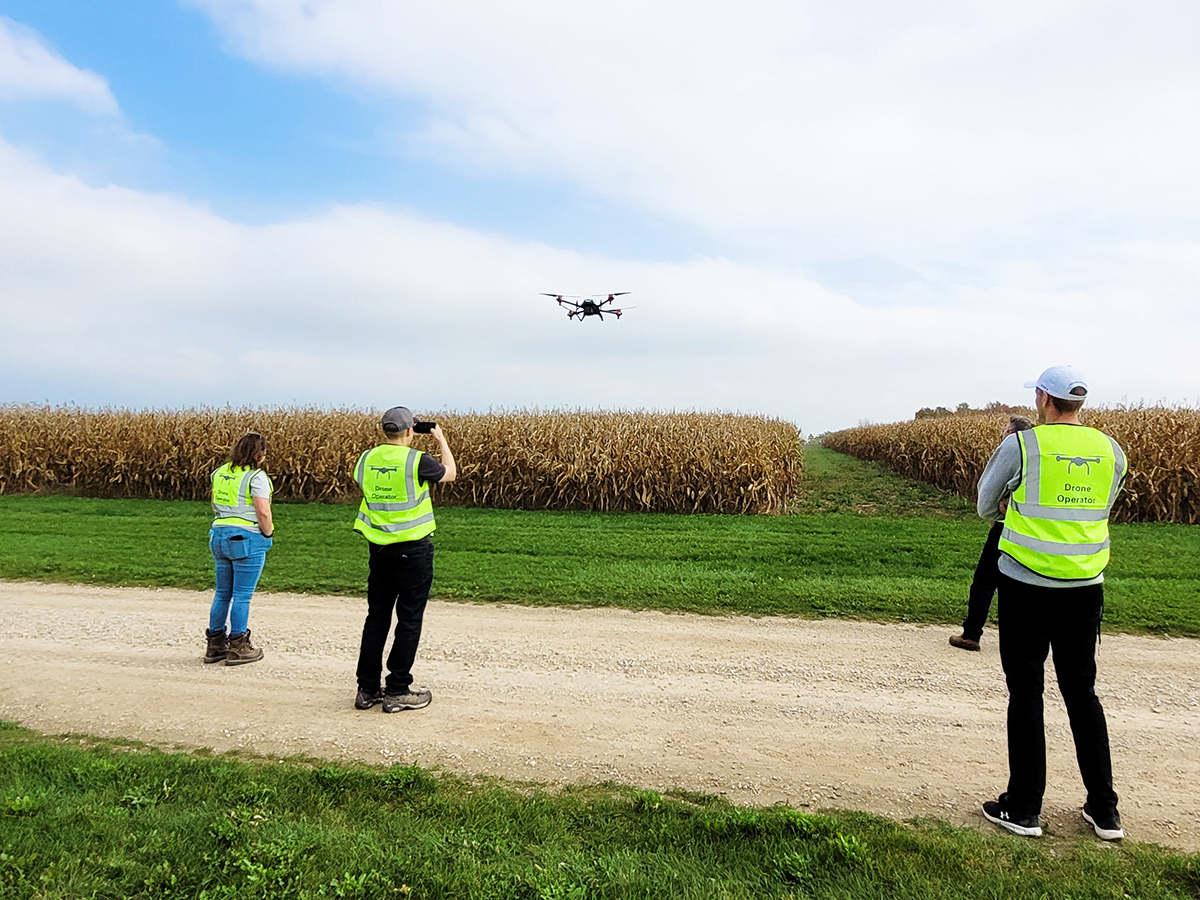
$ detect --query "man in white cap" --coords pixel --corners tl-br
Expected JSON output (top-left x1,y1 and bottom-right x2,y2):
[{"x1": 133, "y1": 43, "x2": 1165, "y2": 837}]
[
  {"x1": 976, "y1": 366, "x2": 1128, "y2": 841},
  {"x1": 351, "y1": 406, "x2": 456, "y2": 713}
]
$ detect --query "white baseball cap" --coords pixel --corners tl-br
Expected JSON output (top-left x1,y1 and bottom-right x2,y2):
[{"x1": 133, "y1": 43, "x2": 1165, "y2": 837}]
[{"x1": 1024, "y1": 365, "x2": 1088, "y2": 401}]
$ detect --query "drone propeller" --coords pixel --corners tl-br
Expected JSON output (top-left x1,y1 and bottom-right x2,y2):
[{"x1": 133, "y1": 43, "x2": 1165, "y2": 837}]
[{"x1": 592, "y1": 292, "x2": 630, "y2": 308}]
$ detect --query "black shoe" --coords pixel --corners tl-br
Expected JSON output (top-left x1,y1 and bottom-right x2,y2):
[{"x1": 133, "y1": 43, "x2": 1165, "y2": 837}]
[
  {"x1": 1082, "y1": 805, "x2": 1124, "y2": 841},
  {"x1": 982, "y1": 795, "x2": 1042, "y2": 837},
  {"x1": 949, "y1": 634, "x2": 981, "y2": 652},
  {"x1": 354, "y1": 687, "x2": 385, "y2": 710},
  {"x1": 381, "y1": 688, "x2": 432, "y2": 713}
]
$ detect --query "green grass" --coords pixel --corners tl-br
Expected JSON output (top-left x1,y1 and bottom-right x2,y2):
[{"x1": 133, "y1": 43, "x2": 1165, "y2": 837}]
[
  {"x1": 791, "y1": 446, "x2": 976, "y2": 518},
  {"x1": 0, "y1": 448, "x2": 1197, "y2": 634},
  {"x1": 1, "y1": 723, "x2": 1196, "y2": 899}
]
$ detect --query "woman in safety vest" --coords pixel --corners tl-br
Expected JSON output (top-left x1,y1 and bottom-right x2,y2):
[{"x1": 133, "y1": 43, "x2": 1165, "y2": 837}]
[{"x1": 205, "y1": 432, "x2": 274, "y2": 665}]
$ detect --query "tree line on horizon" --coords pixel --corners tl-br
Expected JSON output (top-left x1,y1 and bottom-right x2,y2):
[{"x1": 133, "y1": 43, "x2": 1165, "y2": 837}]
[{"x1": 913, "y1": 401, "x2": 1032, "y2": 420}]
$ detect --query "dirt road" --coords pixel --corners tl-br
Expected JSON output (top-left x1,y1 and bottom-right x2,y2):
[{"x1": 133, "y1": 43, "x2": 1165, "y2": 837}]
[{"x1": 2, "y1": 581, "x2": 1197, "y2": 851}]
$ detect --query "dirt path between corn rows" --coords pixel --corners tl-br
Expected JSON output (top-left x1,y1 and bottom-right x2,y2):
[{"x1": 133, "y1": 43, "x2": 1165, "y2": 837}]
[{"x1": 2, "y1": 581, "x2": 1197, "y2": 852}]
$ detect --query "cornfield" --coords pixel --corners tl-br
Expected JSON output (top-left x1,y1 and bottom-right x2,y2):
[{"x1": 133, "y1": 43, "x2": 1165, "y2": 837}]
[
  {"x1": 824, "y1": 407, "x2": 1200, "y2": 524},
  {"x1": 0, "y1": 406, "x2": 804, "y2": 515}
]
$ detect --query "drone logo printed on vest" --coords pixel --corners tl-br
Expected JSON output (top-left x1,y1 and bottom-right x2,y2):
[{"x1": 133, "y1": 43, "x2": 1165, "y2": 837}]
[{"x1": 1055, "y1": 454, "x2": 1104, "y2": 475}]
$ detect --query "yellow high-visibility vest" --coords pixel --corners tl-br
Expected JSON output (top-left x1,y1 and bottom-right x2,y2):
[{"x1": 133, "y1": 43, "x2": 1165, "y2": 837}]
[
  {"x1": 999, "y1": 424, "x2": 1127, "y2": 580},
  {"x1": 352, "y1": 444, "x2": 436, "y2": 544},
  {"x1": 211, "y1": 462, "x2": 271, "y2": 529}
]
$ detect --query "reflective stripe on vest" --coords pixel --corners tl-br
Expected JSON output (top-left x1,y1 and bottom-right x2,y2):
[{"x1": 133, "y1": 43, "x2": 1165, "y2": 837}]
[
  {"x1": 352, "y1": 444, "x2": 436, "y2": 544},
  {"x1": 998, "y1": 425, "x2": 1125, "y2": 580},
  {"x1": 355, "y1": 510, "x2": 437, "y2": 533},
  {"x1": 211, "y1": 463, "x2": 267, "y2": 527}
]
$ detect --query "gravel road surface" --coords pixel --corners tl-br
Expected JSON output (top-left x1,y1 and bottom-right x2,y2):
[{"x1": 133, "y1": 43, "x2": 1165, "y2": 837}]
[{"x1": 2, "y1": 581, "x2": 1196, "y2": 851}]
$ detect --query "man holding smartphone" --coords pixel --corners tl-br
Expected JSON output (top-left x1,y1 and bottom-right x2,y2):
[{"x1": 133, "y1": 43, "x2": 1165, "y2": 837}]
[{"x1": 352, "y1": 406, "x2": 456, "y2": 713}]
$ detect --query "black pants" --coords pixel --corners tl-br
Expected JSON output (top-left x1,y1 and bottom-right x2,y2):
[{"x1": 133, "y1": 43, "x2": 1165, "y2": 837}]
[
  {"x1": 962, "y1": 521, "x2": 1004, "y2": 641},
  {"x1": 355, "y1": 537, "x2": 434, "y2": 694},
  {"x1": 997, "y1": 574, "x2": 1117, "y2": 819}
]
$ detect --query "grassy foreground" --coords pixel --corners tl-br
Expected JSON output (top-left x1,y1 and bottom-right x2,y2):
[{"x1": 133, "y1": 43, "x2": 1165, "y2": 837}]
[
  {"x1": 1, "y1": 723, "x2": 1197, "y2": 900},
  {"x1": 0, "y1": 449, "x2": 1197, "y2": 635}
]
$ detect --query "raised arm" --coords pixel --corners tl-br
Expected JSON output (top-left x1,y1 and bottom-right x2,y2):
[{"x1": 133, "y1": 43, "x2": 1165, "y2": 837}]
[{"x1": 431, "y1": 425, "x2": 456, "y2": 483}]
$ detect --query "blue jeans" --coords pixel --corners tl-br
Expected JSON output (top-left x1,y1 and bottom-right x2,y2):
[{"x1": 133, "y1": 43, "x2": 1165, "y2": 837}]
[{"x1": 208, "y1": 527, "x2": 272, "y2": 636}]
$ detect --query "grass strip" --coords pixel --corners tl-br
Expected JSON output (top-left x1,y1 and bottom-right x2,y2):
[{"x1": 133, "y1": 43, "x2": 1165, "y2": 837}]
[
  {"x1": 1, "y1": 723, "x2": 1197, "y2": 899},
  {"x1": 0, "y1": 449, "x2": 1196, "y2": 635}
]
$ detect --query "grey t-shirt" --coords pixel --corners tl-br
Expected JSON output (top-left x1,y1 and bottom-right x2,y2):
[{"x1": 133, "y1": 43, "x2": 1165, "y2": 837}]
[{"x1": 976, "y1": 429, "x2": 1113, "y2": 589}]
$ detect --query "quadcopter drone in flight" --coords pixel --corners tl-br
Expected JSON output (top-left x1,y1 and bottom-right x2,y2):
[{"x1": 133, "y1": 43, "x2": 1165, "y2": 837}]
[{"x1": 541, "y1": 292, "x2": 634, "y2": 322}]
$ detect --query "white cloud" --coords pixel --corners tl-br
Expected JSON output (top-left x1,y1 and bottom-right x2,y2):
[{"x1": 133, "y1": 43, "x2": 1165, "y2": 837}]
[
  {"x1": 188, "y1": 0, "x2": 1200, "y2": 259},
  {"x1": 0, "y1": 17, "x2": 118, "y2": 115},
  {"x1": 3, "y1": 4, "x2": 1199, "y2": 427},
  {"x1": 1, "y1": 137, "x2": 1198, "y2": 432}
]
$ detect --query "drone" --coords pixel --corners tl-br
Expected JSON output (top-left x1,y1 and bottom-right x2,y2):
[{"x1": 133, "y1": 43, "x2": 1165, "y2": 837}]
[{"x1": 541, "y1": 292, "x2": 634, "y2": 322}]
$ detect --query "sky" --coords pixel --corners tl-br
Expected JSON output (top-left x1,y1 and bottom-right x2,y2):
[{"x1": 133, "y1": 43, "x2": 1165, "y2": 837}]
[{"x1": 1, "y1": 1, "x2": 1198, "y2": 433}]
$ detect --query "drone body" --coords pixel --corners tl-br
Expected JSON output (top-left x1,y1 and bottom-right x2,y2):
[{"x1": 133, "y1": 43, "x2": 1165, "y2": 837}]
[{"x1": 541, "y1": 292, "x2": 633, "y2": 322}]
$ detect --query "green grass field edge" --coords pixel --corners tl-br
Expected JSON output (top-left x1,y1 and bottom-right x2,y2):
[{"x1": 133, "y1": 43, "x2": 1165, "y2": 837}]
[
  {"x1": 2, "y1": 721, "x2": 1197, "y2": 899},
  {"x1": 1, "y1": 447, "x2": 1197, "y2": 636}
]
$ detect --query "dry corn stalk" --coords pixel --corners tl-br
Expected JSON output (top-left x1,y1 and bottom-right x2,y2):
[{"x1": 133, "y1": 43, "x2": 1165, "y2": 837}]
[
  {"x1": 0, "y1": 406, "x2": 804, "y2": 515},
  {"x1": 824, "y1": 407, "x2": 1200, "y2": 524}
]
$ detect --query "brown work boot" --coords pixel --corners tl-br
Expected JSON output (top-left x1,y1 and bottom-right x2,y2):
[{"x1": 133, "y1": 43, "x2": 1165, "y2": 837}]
[
  {"x1": 949, "y1": 634, "x2": 981, "y2": 652},
  {"x1": 225, "y1": 629, "x2": 264, "y2": 666},
  {"x1": 204, "y1": 628, "x2": 228, "y2": 664}
]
